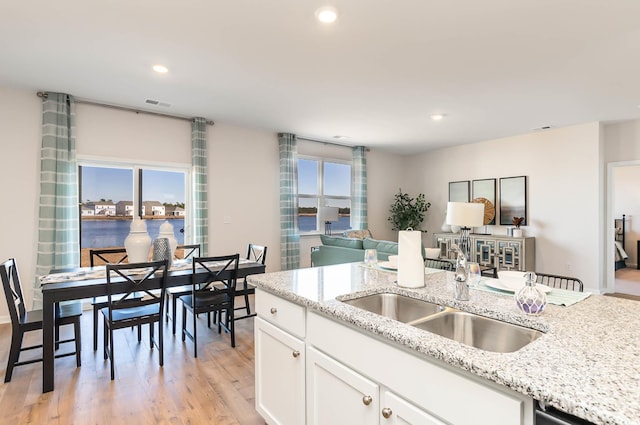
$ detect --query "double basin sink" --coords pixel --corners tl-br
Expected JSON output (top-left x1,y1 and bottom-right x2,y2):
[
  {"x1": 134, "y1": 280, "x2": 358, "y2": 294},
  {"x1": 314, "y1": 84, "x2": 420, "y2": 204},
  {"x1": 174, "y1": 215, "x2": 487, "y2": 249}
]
[{"x1": 340, "y1": 293, "x2": 542, "y2": 353}]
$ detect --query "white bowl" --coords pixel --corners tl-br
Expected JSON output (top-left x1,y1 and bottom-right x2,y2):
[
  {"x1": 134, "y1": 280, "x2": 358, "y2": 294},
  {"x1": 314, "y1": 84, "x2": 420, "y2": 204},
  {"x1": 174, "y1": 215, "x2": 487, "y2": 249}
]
[{"x1": 424, "y1": 248, "x2": 441, "y2": 259}]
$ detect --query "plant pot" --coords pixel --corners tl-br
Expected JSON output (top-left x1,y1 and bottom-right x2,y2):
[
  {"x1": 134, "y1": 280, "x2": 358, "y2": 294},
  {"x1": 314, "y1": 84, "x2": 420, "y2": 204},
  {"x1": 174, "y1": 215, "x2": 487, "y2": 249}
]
[{"x1": 512, "y1": 228, "x2": 523, "y2": 238}]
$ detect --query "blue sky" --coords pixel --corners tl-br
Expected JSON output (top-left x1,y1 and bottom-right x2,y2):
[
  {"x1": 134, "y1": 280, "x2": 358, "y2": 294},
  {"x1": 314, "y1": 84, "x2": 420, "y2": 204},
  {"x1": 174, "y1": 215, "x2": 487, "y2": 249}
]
[{"x1": 81, "y1": 167, "x2": 185, "y2": 204}]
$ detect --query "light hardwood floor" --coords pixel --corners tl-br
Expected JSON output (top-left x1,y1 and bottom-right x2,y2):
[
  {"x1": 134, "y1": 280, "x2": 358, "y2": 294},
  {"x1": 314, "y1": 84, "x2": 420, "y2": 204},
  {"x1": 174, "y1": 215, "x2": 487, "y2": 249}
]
[{"x1": 0, "y1": 298, "x2": 265, "y2": 425}]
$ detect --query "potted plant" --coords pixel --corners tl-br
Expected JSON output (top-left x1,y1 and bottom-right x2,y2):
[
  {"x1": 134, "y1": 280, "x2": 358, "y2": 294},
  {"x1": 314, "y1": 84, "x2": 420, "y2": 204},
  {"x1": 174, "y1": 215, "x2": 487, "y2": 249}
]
[
  {"x1": 512, "y1": 217, "x2": 525, "y2": 237},
  {"x1": 388, "y1": 189, "x2": 431, "y2": 231}
]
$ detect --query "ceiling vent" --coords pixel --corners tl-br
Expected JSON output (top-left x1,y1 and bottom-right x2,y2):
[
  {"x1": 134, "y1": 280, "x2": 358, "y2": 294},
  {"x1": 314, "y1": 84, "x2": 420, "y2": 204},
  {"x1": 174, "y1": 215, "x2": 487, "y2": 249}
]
[{"x1": 145, "y1": 99, "x2": 171, "y2": 107}]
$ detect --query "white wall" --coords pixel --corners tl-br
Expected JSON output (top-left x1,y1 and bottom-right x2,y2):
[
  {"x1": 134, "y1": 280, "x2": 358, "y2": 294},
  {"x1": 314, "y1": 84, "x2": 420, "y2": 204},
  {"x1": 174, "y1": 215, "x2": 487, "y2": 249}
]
[
  {"x1": 402, "y1": 123, "x2": 603, "y2": 291},
  {"x1": 0, "y1": 87, "x2": 42, "y2": 318}
]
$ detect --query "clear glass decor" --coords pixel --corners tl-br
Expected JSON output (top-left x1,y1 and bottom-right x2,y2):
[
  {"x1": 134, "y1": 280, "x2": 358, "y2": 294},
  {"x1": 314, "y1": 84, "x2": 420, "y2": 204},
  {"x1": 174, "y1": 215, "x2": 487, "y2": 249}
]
[{"x1": 514, "y1": 272, "x2": 547, "y2": 315}]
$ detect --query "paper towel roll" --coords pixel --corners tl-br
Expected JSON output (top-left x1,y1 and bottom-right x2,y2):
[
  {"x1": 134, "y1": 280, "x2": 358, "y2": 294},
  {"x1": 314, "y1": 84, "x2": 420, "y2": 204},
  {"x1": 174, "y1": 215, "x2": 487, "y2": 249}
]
[{"x1": 397, "y1": 230, "x2": 425, "y2": 288}]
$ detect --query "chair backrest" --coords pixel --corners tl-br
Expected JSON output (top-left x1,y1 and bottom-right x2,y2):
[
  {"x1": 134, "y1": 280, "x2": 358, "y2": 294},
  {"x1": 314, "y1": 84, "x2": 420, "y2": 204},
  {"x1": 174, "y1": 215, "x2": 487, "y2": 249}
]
[
  {"x1": 90, "y1": 248, "x2": 128, "y2": 267},
  {"x1": 105, "y1": 260, "x2": 169, "y2": 318},
  {"x1": 1, "y1": 258, "x2": 25, "y2": 327},
  {"x1": 535, "y1": 272, "x2": 584, "y2": 292},
  {"x1": 192, "y1": 254, "x2": 240, "y2": 297},
  {"x1": 247, "y1": 244, "x2": 267, "y2": 265},
  {"x1": 175, "y1": 244, "x2": 200, "y2": 260},
  {"x1": 424, "y1": 258, "x2": 454, "y2": 271}
]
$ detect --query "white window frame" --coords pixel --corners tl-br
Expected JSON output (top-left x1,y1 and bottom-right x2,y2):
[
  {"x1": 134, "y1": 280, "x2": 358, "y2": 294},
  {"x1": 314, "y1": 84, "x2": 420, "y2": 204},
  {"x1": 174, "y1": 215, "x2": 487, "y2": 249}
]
[
  {"x1": 77, "y1": 155, "x2": 193, "y2": 242},
  {"x1": 298, "y1": 155, "x2": 352, "y2": 235}
]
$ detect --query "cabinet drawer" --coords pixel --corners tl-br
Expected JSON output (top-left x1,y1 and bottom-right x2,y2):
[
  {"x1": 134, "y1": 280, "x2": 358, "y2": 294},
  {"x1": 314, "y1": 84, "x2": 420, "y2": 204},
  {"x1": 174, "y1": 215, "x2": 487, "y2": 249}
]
[{"x1": 256, "y1": 289, "x2": 306, "y2": 338}]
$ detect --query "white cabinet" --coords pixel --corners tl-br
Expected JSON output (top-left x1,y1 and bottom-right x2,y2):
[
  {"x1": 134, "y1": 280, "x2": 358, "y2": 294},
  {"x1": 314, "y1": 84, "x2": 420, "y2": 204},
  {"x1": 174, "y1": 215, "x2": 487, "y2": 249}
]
[
  {"x1": 307, "y1": 346, "x2": 379, "y2": 425},
  {"x1": 255, "y1": 290, "x2": 534, "y2": 425},
  {"x1": 255, "y1": 289, "x2": 307, "y2": 425},
  {"x1": 307, "y1": 346, "x2": 447, "y2": 425},
  {"x1": 381, "y1": 390, "x2": 447, "y2": 425}
]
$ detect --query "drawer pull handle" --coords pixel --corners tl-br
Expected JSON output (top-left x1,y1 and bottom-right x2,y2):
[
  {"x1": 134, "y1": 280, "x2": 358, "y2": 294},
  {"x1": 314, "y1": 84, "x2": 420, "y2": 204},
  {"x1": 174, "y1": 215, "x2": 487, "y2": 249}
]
[
  {"x1": 292, "y1": 350, "x2": 300, "y2": 358},
  {"x1": 362, "y1": 395, "x2": 372, "y2": 406},
  {"x1": 270, "y1": 307, "x2": 277, "y2": 314},
  {"x1": 382, "y1": 408, "x2": 392, "y2": 419}
]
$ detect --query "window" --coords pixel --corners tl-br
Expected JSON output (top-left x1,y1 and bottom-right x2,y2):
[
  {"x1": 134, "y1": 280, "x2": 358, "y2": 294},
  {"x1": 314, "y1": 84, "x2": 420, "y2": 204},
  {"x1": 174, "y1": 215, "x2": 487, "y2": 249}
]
[
  {"x1": 298, "y1": 156, "x2": 351, "y2": 234},
  {"x1": 79, "y1": 162, "x2": 189, "y2": 266}
]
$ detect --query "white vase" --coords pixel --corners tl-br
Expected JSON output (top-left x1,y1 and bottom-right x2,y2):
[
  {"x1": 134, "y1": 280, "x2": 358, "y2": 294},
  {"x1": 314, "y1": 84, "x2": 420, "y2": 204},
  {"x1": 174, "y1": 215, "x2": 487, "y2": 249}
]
[
  {"x1": 512, "y1": 228, "x2": 523, "y2": 238},
  {"x1": 441, "y1": 219, "x2": 451, "y2": 233},
  {"x1": 158, "y1": 220, "x2": 178, "y2": 260},
  {"x1": 124, "y1": 219, "x2": 151, "y2": 263}
]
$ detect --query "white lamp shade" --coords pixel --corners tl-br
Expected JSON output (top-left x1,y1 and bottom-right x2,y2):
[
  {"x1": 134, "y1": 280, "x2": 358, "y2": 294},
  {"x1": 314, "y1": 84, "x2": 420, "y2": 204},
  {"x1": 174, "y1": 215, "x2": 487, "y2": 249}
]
[
  {"x1": 446, "y1": 202, "x2": 484, "y2": 227},
  {"x1": 319, "y1": 206, "x2": 339, "y2": 222}
]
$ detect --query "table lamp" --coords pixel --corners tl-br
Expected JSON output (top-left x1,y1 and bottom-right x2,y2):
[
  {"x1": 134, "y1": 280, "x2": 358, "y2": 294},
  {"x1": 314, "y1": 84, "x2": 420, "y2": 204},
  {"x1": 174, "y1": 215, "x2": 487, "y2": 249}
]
[
  {"x1": 319, "y1": 206, "x2": 339, "y2": 235},
  {"x1": 446, "y1": 202, "x2": 485, "y2": 261}
]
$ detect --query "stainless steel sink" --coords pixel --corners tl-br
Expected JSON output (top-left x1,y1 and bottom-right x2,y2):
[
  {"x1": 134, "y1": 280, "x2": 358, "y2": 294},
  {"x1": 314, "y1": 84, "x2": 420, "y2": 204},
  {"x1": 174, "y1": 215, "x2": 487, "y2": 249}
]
[
  {"x1": 412, "y1": 311, "x2": 543, "y2": 353},
  {"x1": 340, "y1": 293, "x2": 445, "y2": 323}
]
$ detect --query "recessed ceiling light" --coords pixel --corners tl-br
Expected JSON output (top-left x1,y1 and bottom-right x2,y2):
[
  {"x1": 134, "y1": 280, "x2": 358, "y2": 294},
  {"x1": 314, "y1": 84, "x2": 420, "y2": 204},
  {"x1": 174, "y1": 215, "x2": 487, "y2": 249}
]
[
  {"x1": 333, "y1": 135, "x2": 348, "y2": 139},
  {"x1": 152, "y1": 64, "x2": 169, "y2": 74},
  {"x1": 315, "y1": 6, "x2": 338, "y2": 23},
  {"x1": 431, "y1": 114, "x2": 445, "y2": 121}
]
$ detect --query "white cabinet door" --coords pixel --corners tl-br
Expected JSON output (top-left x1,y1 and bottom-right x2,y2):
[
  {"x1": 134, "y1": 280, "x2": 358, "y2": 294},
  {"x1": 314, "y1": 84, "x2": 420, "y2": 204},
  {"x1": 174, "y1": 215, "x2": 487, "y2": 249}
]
[
  {"x1": 307, "y1": 347, "x2": 379, "y2": 425},
  {"x1": 255, "y1": 317, "x2": 305, "y2": 425},
  {"x1": 380, "y1": 390, "x2": 448, "y2": 425}
]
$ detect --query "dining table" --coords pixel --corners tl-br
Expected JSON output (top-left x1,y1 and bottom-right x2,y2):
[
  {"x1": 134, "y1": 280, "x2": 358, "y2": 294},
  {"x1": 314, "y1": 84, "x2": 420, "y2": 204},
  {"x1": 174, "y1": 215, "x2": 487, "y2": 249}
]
[{"x1": 39, "y1": 258, "x2": 266, "y2": 393}]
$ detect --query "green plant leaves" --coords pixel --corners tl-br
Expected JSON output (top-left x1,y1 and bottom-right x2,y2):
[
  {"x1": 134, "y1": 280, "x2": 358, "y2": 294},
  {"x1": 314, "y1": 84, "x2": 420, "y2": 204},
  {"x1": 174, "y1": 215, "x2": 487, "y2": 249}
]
[{"x1": 388, "y1": 189, "x2": 431, "y2": 231}]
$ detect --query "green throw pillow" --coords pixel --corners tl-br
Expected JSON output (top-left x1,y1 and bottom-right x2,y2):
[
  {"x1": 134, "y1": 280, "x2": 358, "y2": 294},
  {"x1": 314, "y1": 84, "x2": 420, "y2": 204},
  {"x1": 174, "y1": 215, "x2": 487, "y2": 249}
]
[
  {"x1": 320, "y1": 235, "x2": 364, "y2": 250},
  {"x1": 362, "y1": 238, "x2": 398, "y2": 254}
]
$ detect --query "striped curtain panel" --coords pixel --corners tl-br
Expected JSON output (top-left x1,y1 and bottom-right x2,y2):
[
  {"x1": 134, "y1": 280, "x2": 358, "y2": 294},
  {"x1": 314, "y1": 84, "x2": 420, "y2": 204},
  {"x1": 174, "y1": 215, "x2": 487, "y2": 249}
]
[
  {"x1": 192, "y1": 118, "x2": 209, "y2": 255},
  {"x1": 351, "y1": 146, "x2": 368, "y2": 230},
  {"x1": 278, "y1": 133, "x2": 300, "y2": 270},
  {"x1": 34, "y1": 93, "x2": 80, "y2": 308}
]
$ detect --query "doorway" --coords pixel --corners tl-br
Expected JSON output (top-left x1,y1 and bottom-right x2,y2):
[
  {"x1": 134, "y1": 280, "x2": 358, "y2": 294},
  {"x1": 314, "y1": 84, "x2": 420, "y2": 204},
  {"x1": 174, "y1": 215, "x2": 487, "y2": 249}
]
[{"x1": 608, "y1": 161, "x2": 640, "y2": 295}]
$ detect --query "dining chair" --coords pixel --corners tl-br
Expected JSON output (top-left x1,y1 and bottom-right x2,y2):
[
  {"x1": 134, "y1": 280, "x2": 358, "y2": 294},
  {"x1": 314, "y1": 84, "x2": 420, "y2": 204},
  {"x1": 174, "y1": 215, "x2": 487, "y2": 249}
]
[
  {"x1": 424, "y1": 258, "x2": 454, "y2": 271},
  {"x1": 1, "y1": 258, "x2": 82, "y2": 383},
  {"x1": 101, "y1": 259, "x2": 168, "y2": 380},
  {"x1": 535, "y1": 272, "x2": 584, "y2": 292},
  {"x1": 179, "y1": 254, "x2": 239, "y2": 357},
  {"x1": 234, "y1": 244, "x2": 267, "y2": 320},
  {"x1": 89, "y1": 247, "x2": 144, "y2": 351},
  {"x1": 165, "y1": 244, "x2": 201, "y2": 334}
]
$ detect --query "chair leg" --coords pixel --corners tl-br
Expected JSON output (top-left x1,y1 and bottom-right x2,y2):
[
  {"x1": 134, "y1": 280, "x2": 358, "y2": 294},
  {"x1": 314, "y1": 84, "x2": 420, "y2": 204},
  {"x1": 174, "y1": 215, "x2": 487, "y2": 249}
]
[
  {"x1": 243, "y1": 281, "x2": 251, "y2": 316},
  {"x1": 149, "y1": 322, "x2": 154, "y2": 347},
  {"x1": 172, "y1": 296, "x2": 178, "y2": 335},
  {"x1": 165, "y1": 292, "x2": 170, "y2": 322},
  {"x1": 55, "y1": 323, "x2": 60, "y2": 351},
  {"x1": 93, "y1": 304, "x2": 99, "y2": 351},
  {"x1": 74, "y1": 318, "x2": 82, "y2": 367},
  {"x1": 207, "y1": 312, "x2": 211, "y2": 328},
  {"x1": 103, "y1": 319, "x2": 109, "y2": 360},
  {"x1": 109, "y1": 327, "x2": 115, "y2": 380},
  {"x1": 137, "y1": 324, "x2": 142, "y2": 342},
  {"x1": 230, "y1": 308, "x2": 235, "y2": 348},
  {"x1": 4, "y1": 331, "x2": 24, "y2": 383},
  {"x1": 158, "y1": 321, "x2": 164, "y2": 367},
  {"x1": 181, "y1": 306, "x2": 186, "y2": 342},
  {"x1": 193, "y1": 308, "x2": 198, "y2": 358}
]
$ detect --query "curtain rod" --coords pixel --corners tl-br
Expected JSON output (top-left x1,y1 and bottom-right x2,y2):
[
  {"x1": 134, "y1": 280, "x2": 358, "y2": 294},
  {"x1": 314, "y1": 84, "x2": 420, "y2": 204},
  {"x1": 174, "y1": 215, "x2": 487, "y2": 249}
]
[
  {"x1": 36, "y1": 91, "x2": 214, "y2": 126},
  {"x1": 297, "y1": 136, "x2": 370, "y2": 151}
]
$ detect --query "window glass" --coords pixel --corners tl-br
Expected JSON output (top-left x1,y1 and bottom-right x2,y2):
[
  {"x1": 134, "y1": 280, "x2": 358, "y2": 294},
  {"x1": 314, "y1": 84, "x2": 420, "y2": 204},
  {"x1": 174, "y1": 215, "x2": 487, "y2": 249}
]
[
  {"x1": 298, "y1": 158, "x2": 318, "y2": 195},
  {"x1": 297, "y1": 157, "x2": 351, "y2": 234},
  {"x1": 79, "y1": 164, "x2": 187, "y2": 267}
]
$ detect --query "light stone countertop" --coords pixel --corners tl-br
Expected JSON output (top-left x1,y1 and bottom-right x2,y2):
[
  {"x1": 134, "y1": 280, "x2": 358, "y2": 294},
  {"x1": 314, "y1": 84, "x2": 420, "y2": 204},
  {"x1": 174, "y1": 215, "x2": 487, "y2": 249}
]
[{"x1": 248, "y1": 262, "x2": 640, "y2": 425}]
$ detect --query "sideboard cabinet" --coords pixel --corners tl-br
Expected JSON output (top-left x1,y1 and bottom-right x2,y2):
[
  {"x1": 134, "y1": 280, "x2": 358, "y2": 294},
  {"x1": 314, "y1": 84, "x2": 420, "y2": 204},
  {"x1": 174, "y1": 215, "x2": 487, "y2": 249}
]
[{"x1": 433, "y1": 233, "x2": 535, "y2": 272}]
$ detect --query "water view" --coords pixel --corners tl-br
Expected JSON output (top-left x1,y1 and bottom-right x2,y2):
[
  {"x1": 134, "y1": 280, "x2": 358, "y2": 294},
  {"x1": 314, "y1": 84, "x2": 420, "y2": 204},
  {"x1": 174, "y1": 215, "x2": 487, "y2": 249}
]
[{"x1": 82, "y1": 218, "x2": 185, "y2": 248}]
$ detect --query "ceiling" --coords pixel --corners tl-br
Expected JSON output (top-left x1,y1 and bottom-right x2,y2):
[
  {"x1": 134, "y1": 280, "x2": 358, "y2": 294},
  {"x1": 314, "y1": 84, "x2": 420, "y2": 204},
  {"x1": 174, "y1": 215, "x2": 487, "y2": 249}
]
[{"x1": 2, "y1": 0, "x2": 639, "y2": 154}]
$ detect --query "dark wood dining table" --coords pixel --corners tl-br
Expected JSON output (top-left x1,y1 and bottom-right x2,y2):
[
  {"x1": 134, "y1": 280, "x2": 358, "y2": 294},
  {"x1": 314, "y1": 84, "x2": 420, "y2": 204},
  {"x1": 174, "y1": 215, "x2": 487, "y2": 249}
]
[{"x1": 40, "y1": 260, "x2": 266, "y2": 393}]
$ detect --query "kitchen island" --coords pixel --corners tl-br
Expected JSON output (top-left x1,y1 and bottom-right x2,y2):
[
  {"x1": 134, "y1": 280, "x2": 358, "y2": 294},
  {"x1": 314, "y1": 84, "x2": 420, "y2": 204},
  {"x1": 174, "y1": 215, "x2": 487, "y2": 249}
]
[{"x1": 248, "y1": 263, "x2": 640, "y2": 425}]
